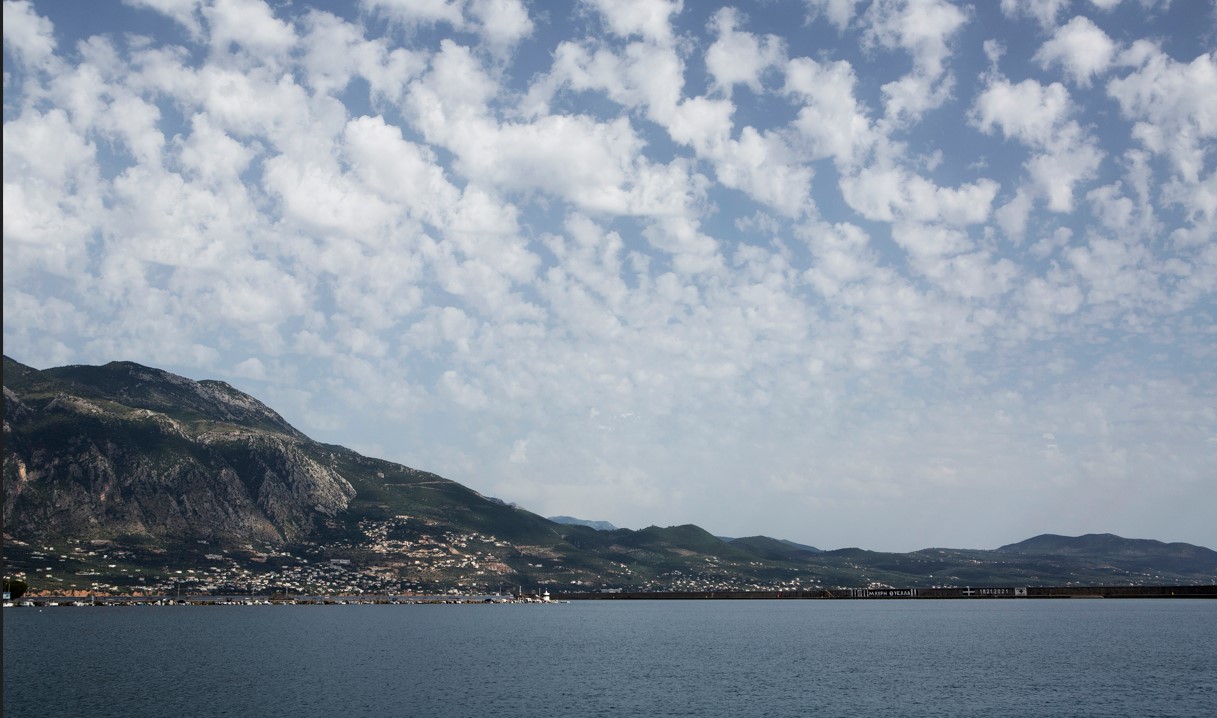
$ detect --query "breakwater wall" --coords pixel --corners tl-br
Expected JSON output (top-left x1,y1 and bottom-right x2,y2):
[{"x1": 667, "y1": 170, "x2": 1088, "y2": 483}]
[{"x1": 559, "y1": 585, "x2": 1217, "y2": 600}]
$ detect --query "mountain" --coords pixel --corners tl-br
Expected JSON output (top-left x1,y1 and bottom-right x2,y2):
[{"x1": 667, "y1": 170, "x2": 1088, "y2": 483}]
[
  {"x1": 3, "y1": 357, "x2": 350, "y2": 545},
  {"x1": 997, "y1": 533, "x2": 1216, "y2": 557},
  {"x1": 3, "y1": 356, "x2": 787, "y2": 594},
  {"x1": 4, "y1": 355, "x2": 1214, "y2": 596},
  {"x1": 996, "y1": 533, "x2": 1217, "y2": 577},
  {"x1": 2, "y1": 355, "x2": 563, "y2": 549},
  {"x1": 549, "y1": 516, "x2": 618, "y2": 531},
  {"x1": 728, "y1": 536, "x2": 822, "y2": 561}
]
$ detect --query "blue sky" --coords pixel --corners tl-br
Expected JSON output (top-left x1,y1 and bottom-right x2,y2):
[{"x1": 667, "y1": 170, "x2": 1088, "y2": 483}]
[{"x1": 4, "y1": 0, "x2": 1215, "y2": 551}]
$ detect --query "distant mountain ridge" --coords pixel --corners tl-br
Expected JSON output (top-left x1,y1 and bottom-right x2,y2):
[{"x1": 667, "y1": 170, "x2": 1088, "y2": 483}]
[
  {"x1": 5, "y1": 355, "x2": 1214, "y2": 595},
  {"x1": 727, "y1": 536, "x2": 823, "y2": 560},
  {"x1": 998, "y1": 533, "x2": 1217, "y2": 558},
  {"x1": 996, "y1": 533, "x2": 1217, "y2": 576},
  {"x1": 549, "y1": 516, "x2": 618, "y2": 531}
]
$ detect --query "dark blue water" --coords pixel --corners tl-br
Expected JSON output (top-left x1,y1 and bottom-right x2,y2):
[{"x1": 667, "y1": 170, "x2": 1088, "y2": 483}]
[{"x1": 4, "y1": 599, "x2": 1215, "y2": 716}]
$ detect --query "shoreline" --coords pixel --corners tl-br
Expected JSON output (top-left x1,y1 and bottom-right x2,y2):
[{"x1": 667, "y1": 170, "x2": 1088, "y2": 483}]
[
  {"x1": 7, "y1": 584, "x2": 1216, "y2": 606},
  {"x1": 562, "y1": 585, "x2": 1217, "y2": 600}
]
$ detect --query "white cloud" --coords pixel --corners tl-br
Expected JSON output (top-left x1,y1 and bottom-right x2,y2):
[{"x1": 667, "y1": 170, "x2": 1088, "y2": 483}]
[
  {"x1": 972, "y1": 77, "x2": 1103, "y2": 212},
  {"x1": 204, "y1": 0, "x2": 296, "y2": 57},
  {"x1": 972, "y1": 77, "x2": 1070, "y2": 145},
  {"x1": 712, "y1": 126, "x2": 814, "y2": 218},
  {"x1": 995, "y1": 187, "x2": 1034, "y2": 240},
  {"x1": 705, "y1": 7, "x2": 785, "y2": 95},
  {"x1": 803, "y1": 221, "x2": 879, "y2": 297},
  {"x1": 233, "y1": 356, "x2": 268, "y2": 380},
  {"x1": 784, "y1": 56, "x2": 876, "y2": 170},
  {"x1": 803, "y1": 0, "x2": 863, "y2": 30},
  {"x1": 179, "y1": 66, "x2": 331, "y2": 153},
  {"x1": 1065, "y1": 234, "x2": 1159, "y2": 307},
  {"x1": 1163, "y1": 171, "x2": 1217, "y2": 248},
  {"x1": 263, "y1": 155, "x2": 398, "y2": 237},
  {"x1": 864, "y1": 0, "x2": 967, "y2": 76},
  {"x1": 840, "y1": 165, "x2": 999, "y2": 225},
  {"x1": 362, "y1": 0, "x2": 464, "y2": 27},
  {"x1": 862, "y1": 0, "x2": 968, "y2": 122},
  {"x1": 298, "y1": 10, "x2": 426, "y2": 100},
  {"x1": 891, "y1": 223, "x2": 1018, "y2": 298},
  {"x1": 176, "y1": 113, "x2": 257, "y2": 184},
  {"x1": 2, "y1": 108, "x2": 101, "y2": 278},
  {"x1": 531, "y1": 37, "x2": 686, "y2": 133},
  {"x1": 1018, "y1": 275, "x2": 1083, "y2": 332},
  {"x1": 342, "y1": 114, "x2": 457, "y2": 227},
  {"x1": 1000, "y1": 0, "x2": 1070, "y2": 30},
  {"x1": 1029, "y1": 226, "x2": 1073, "y2": 260},
  {"x1": 1035, "y1": 15, "x2": 1118, "y2": 87},
  {"x1": 584, "y1": 0, "x2": 683, "y2": 44},
  {"x1": 440, "y1": 374, "x2": 491, "y2": 413},
  {"x1": 123, "y1": 0, "x2": 204, "y2": 38},
  {"x1": 1107, "y1": 47, "x2": 1217, "y2": 183},
  {"x1": 413, "y1": 38, "x2": 499, "y2": 113},
  {"x1": 1025, "y1": 131, "x2": 1103, "y2": 212},
  {"x1": 533, "y1": 32, "x2": 807, "y2": 216},
  {"x1": 363, "y1": 0, "x2": 533, "y2": 52},
  {"x1": 467, "y1": 0, "x2": 534, "y2": 50},
  {"x1": 3, "y1": 0, "x2": 58, "y2": 69},
  {"x1": 642, "y1": 216, "x2": 724, "y2": 275},
  {"x1": 664, "y1": 95, "x2": 733, "y2": 153}
]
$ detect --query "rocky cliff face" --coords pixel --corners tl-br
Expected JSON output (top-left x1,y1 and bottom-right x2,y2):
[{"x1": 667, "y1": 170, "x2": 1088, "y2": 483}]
[{"x1": 3, "y1": 357, "x2": 354, "y2": 546}]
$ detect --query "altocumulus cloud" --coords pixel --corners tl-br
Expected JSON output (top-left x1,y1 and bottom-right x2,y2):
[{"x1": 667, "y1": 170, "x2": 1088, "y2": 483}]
[{"x1": 3, "y1": 0, "x2": 1216, "y2": 552}]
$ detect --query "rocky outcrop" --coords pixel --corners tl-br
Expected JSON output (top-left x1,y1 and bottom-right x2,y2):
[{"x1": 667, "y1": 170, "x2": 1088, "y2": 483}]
[{"x1": 3, "y1": 357, "x2": 353, "y2": 546}]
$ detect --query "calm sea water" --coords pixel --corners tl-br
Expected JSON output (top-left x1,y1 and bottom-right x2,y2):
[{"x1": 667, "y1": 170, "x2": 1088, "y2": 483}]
[{"x1": 4, "y1": 599, "x2": 1215, "y2": 717}]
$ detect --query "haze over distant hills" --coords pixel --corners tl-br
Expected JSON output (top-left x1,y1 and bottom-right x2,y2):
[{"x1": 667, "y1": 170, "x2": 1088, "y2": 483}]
[
  {"x1": 4, "y1": 356, "x2": 1214, "y2": 595},
  {"x1": 548, "y1": 516, "x2": 619, "y2": 532}
]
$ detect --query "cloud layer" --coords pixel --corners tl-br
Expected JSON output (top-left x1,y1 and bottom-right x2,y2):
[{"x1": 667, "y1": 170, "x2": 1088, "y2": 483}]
[{"x1": 4, "y1": 0, "x2": 1216, "y2": 551}]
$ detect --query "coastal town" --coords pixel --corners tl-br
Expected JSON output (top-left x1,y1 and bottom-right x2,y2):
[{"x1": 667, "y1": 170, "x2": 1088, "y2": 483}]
[{"x1": 3, "y1": 513, "x2": 815, "y2": 600}]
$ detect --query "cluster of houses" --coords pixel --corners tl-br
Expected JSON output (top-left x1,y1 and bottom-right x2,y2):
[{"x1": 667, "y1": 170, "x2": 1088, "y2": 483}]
[{"x1": 6, "y1": 519, "x2": 573, "y2": 599}]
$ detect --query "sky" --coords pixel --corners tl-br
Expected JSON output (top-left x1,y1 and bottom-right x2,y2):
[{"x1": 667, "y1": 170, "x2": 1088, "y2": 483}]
[{"x1": 4, "y1": 0, "x2": 1216, "y2": 552}]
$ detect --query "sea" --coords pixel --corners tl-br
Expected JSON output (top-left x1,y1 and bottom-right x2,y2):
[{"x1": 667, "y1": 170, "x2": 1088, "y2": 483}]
[{"x1": 4, "y1": 599, "x2": 1215, "y2": 717}]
